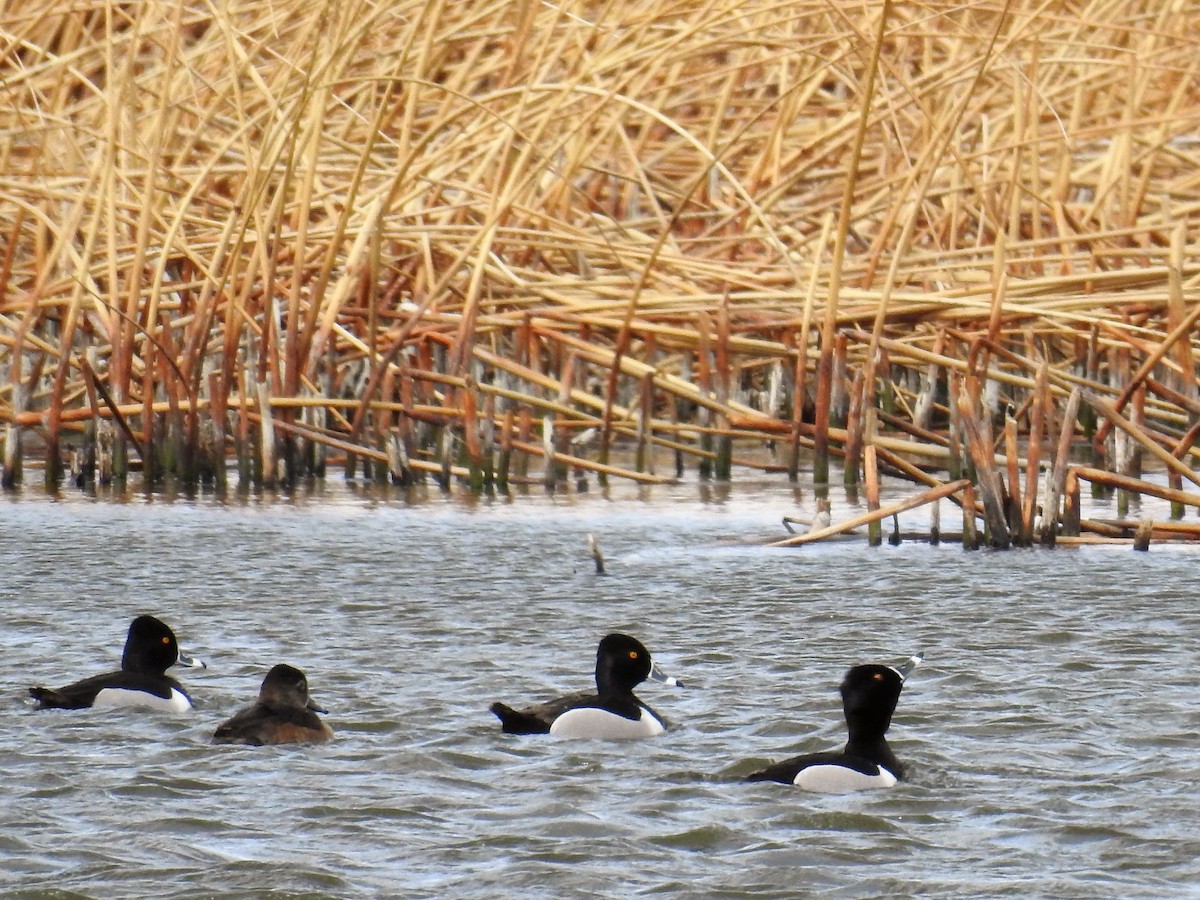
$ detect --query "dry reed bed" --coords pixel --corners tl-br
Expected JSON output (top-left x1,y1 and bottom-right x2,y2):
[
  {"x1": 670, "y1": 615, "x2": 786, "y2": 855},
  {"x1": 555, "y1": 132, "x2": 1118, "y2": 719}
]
[{"x1": 1, "y1": 0, "x2": 1199, "y2": 546}]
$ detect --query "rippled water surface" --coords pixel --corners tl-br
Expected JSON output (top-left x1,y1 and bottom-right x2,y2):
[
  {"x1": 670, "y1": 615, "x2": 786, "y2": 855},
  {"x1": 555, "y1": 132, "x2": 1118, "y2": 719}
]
[{"x1": 2, "y1": 477, "x2": 1199, "y2": 897}]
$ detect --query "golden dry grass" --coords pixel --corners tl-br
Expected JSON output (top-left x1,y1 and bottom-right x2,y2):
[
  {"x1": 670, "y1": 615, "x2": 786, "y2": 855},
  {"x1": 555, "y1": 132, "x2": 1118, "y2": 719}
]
[{"x1": 1, "y1": 0, "x2": 1198, "y2": 494}]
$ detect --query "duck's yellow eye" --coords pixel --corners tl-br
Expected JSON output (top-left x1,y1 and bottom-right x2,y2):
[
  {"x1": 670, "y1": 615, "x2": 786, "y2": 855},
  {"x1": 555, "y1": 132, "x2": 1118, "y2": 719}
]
[
  {"x1": 162, "y1": 637, "x2": 170, "y2": 645},
  {"x1": 629, "y1": 651, "x2": 638, "y2": 660},
  {"x1": 873, "y1": 673, "x2": 883, "y2": 680}
]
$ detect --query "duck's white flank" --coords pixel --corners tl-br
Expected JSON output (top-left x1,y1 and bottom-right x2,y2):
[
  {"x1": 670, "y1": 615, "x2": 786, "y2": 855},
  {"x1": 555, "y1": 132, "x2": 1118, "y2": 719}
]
[
  {"x1": 793, "y1": 763, "x2": 897, "y2": 793},
  {"x1": 92, "y1": 687, "x2": 192, "y2": 713},
  {"x1": 548, "y1": 706, "x2": 664, "y2": 739}
]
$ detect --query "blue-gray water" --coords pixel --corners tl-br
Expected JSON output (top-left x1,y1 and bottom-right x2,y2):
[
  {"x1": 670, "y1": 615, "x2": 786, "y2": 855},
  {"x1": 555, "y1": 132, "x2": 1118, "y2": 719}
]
[{"x1": 2, "y1": 477, "x2": 1198, "y2": 897}]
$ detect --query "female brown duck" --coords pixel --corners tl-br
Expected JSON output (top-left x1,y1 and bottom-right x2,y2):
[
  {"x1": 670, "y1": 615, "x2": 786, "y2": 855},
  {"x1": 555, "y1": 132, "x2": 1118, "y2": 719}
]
[{"x1": 214, "y1": 664, "x2": 333, "y2": 746}]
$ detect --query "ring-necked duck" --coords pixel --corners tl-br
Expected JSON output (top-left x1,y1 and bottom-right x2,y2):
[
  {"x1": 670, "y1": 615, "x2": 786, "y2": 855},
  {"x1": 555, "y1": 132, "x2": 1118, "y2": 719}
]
[
  {"x1": 213, "y1": 664, "x2": 333, "y2": 746},
  {"x1": 747, "y1": 653, "x2": 922, "y2": 791},
  {"x1": 28, "y1": 614, "x2": 206, "y2": 712},
  {"x1": 490, "y1": 633, "x2": 681, "y2": 739}
]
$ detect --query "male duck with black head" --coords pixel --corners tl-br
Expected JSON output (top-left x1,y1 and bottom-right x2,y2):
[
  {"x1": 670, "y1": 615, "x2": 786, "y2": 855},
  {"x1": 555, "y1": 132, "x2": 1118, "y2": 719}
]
[
  {"x1": 748, "y1": 653, "x2": 922, "y2": 791},
  {"x1": 491, "y1": 633, "x2": 681, "y2": 739},
  {"x1": 213, "y1": 664, "x2": 333, "y2": 746},
  {"x1": 28, "y1": 614, "x2": 206, "y2": 712}
]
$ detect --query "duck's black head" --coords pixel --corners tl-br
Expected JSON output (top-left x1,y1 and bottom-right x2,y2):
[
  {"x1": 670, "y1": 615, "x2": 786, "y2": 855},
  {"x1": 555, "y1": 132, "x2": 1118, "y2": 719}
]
[
  {"x1": 121, "y1": 615, "x2": 182, "y2": 675},
  {"x1": 594, "y1": 633, "x2": 654, "y2": 695},
  {"x1": 842, "y1": 653, "x2": 921, "y2": 739},
  {"x1": 840, "y1": 663, "x2": 906, "y2": 741}
]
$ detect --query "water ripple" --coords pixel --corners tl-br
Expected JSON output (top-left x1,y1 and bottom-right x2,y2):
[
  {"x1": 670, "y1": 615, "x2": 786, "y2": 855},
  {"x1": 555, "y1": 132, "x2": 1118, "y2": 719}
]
[{"x1": 2, "y1": 483, "x2": 1199, "y2": 896}]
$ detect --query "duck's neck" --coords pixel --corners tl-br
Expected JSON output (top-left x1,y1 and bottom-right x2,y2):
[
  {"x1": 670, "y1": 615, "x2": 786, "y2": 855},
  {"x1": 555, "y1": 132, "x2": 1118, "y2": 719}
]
[
  {"x1": 596, "y1": 672, "x2": 629, "y2": 698},
  {"x1": 595, "y1": 659, "x2": 630, "y2": 697},
  {"x1": 844, "y1": 729, "x2": 902, "y2": 777}
]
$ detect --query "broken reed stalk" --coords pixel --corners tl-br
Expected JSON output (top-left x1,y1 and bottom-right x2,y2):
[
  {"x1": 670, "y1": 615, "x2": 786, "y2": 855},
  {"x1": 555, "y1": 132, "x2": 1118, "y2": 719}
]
[
  {"x1": 960, "y1": 482, "x2": 979, "y2": 550},
  {"x1": 843, "y1": 370, "x2": 865, "y2": 487},
  {"x1": 1019, "y1": 364, "x2": 1048, "y2": 545},
  {"x1": 1040, "y1": 388, "x2": 1082, "y2": 546},
  {"x1": 954, "y1": 383, "x2": 1011, "y2": 549},
  {"x1": 1003, "y1": 410, "x2": 1021, "y2": 538},
  {"x1": 864, "y1": 443, "x2": 882, "y2": 546}
]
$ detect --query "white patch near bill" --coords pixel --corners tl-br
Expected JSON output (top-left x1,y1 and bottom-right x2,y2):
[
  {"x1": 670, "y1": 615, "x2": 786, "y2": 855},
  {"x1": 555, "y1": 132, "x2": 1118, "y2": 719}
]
[
  {"x1": 793, "y1": 763, "x2": 897, "y2": 793},
  {"x1": 548, "y1": 706, "x2": 664, "y2": 739},
  {"x1": 92, "y1": 687, "x2": 192, "y2": 713}
]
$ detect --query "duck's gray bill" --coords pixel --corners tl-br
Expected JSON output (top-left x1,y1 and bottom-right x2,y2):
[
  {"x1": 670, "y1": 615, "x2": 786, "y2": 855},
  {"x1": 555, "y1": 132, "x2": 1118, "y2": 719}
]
[
  {"x1": 892, "y1": 652, "x2": 923, "y2": 681},
  {"x1": 649, "y1": 660, "x2": 682, "y2": 688},
  {"x1": 177, "y1": 653, "x2": 207, "y2": 669}
]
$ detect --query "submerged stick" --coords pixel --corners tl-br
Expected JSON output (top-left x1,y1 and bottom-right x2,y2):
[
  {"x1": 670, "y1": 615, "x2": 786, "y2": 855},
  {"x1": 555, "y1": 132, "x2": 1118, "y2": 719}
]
[
  {"x1": 588, "y1": 534, "x2": 606, "y2": 575},
  {"x1": 1133, "y1": 519, "x2": 1153, "y2": 552}
]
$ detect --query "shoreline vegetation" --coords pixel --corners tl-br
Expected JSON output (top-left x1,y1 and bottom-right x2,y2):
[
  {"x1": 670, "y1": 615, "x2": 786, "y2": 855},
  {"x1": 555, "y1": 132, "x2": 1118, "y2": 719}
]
[{"x1": 2, "y1": 1, "x2": 1198, "y2": 548}]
